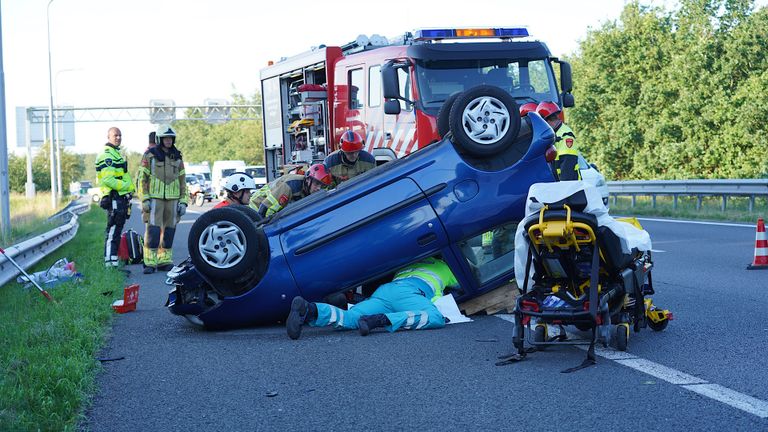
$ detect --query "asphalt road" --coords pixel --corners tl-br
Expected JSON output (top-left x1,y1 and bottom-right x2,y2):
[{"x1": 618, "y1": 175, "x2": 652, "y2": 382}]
[{"x1": 81, "y1": 206, "x2": 768, "y2": 431}]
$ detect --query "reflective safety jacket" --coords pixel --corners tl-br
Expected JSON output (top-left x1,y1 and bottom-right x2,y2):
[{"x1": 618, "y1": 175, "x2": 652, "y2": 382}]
[
  {"x1": 554, "y1": 123, "x2": 581, "y2": 180},
  {"x1": 138, "y1": 146, "x2": 187, "y2": 203},
  {"x1": 95, "y1": 144, "x2": 134, "y2": 196},
  {"x1": 323, "y1": 150, "x2": 376, "y2": 185},
  {"x1": 249, "y1": 174, "x2": 305, "y2": 217},
  {"x1": 393, "y1": 257, "x2": 459, "y2": 302}
]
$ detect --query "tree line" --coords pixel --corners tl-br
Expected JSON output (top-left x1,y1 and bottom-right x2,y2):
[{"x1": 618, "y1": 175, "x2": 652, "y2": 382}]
[{"x1": 567, "y1": 0, "x2": 768, "y2": 180}]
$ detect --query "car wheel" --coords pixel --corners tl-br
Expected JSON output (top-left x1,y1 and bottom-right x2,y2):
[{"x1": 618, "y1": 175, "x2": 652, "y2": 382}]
[
  {"x1": 188, "y1": 207, "x2": 261, "y2": 281},
  {"x1": 448, "y1": 85, "x2": 521, "y2": 157},
  {"x1": 436, "y1": 91, "x2": 462, "y2": 138},
  {"x1": 229, "y1": 204, "x2": 263, "y2": 224}
]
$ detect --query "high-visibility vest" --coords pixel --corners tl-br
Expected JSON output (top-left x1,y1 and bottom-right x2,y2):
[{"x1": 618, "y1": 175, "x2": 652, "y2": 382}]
[
  {"x1": 323, "y1": 150, "x2": 376, "y2": 184},
  {"x1": 393, "y1": 258, "x2": 459, "y2": 302},
  {"x1": 249, "y1": 174, "x2": 305, "y2": 217},
  {"x1": 95, "y1": 144, "x2": 134, "y2": 196},
  {"x1": 554, "y1": 123, "x2": 578, "y2": 157}
]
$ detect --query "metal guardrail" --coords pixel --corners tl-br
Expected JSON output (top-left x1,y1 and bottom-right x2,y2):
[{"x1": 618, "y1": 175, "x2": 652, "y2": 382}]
[
  {"x1": 0, "y1": 203, "x2": 90, "y2": 287},
  {"x1": 608, "y1": 179, "x2": 768, "y2": 211}
]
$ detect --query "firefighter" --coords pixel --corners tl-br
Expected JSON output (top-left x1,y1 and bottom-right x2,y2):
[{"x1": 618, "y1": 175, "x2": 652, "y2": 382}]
[
  {"x1": 214, "y1": 172, "x2": 257, "y2": 209},
  {"x1": 536, "y1": 101, "x2": 581, "y2": 181},
  {"x1": 249, "y1": 163, "x2": 332, "y2": 217},
  {"x1": 95, "y1": 127, "x2": 135, "y2": 267},
  {"x1": 323, "y1": 130, "x2": 376, "y2": 185},
  {"x1": 286, "y1": 256, "x2": 458, "y2": 340},
  {"x1": 138, "y1": 124, "x2": 187, "y2": 273}
]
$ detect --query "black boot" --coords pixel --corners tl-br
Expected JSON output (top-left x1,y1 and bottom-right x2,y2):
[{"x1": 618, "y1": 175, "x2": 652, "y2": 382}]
[
  {"x1": 286, "y1": 296, "x2": 317, "y2": 340},
  {"x1": 358, "y1": 314, "x2": 390, "y2": 336},
  {"x1": 143, "y1": 265, "x2": 156, "y2": 274}
]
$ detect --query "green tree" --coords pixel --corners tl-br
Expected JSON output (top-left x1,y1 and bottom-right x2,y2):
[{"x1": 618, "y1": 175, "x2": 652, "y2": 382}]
[{"x1": 172, "y1": 92, "x2": 263, "y2": 165}]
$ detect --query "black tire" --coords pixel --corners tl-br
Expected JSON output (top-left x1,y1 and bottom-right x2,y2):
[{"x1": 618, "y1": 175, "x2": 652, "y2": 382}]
[
  {"x1": 449, "y1": 85, "x2": 520, "y2": 157},
  {"x1": 648, "y1": 318, "x2": 669, "y2": 332},
  {"x1": 448, "y1": 85, "x2": 521, "y2": 157},
  {"x1": 229, "y1": 204, "x2": 263, "y2": 224},
  {"x1": 616, "y1": 325, "x2": 629, "y2": 351},
  {"x1": 188, "y1": 207, "x2": 261, "y2": 281},
  {"x1": 436, "y1": 92, "x2": 462, "y2": 139}
]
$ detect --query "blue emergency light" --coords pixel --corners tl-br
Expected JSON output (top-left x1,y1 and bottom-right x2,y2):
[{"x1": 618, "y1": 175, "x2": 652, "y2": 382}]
[{"x1": 414, "y1": 27, "x2": 529, "y2": 41}]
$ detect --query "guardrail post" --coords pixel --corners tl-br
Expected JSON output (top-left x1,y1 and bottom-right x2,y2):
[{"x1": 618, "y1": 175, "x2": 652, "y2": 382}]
[
  {"x1": 721, "y1": 195, "x2": 727, "y2": 212},
  {"x1": 651, "y1": 194, "x2": 657, "y2": 209},
  {"x1": 749, "y1": 195, "x2": 755, "y2": 213},
  {"x1": 631, "y1": 195, "x2": 636, "y2": 208},
  {"x1": 673, "y1": 194, "x2": 678, "y2": 210},
  {"x1": 612, "y1": 194, "x2": 617, "y2": 206},
  {"x1": 696, "y1": 195, "x2": 702, "y2": 211}
]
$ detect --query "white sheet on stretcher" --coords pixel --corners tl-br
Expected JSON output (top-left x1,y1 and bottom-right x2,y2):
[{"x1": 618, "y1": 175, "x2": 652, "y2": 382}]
[{"x1": 514, "y1": 181, "x2": 652, "y2": 289}]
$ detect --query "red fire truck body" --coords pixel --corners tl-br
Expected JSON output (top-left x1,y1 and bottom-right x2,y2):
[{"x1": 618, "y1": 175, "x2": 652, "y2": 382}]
[{"x1": 260, "y1": 28, "x2": 573, "y2": 180}]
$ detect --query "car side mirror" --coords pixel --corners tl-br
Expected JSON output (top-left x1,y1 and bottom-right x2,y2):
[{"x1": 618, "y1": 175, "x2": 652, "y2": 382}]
[{"x1": 384, "y1": 99, "x2": 401, "y2": 115}]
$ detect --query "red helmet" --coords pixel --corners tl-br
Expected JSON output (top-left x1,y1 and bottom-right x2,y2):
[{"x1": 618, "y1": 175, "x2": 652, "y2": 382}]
[
  {"x1": 305, "y1": 163, "x2": 333, "y2": 188},
  {"x1": 536, "y1": 101, "x2": 561, "y2": 120},
  {"x1": 519, "y1": 102, "x2": 538, "y2": 117},
  {"x1": 340, "y1": 130, "x2": 364, "y2": 152}
]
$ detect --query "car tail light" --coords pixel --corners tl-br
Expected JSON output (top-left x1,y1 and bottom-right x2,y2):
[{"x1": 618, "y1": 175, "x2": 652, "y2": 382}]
[{"x1": 545, "y1": 145, "x2": 557, "y2": 162}]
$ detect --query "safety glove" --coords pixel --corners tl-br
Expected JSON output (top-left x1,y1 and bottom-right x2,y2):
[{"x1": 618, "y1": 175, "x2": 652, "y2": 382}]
[
  {"x1": 141, "y1": 200, "x2": 151, "y2": 213},
  {"x1": 177, "y1": 202, "x2": 187, "y2": 217}
]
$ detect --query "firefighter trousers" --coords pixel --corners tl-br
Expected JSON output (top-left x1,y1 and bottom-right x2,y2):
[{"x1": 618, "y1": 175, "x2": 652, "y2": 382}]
[
  {"x1": 310, "y1": 279, "x2": 446, "y2": 332},
  {"x1": 143, "y1": 198, "x2": 179, "y2": 267},
  {"x1": 104, "y1": 194, "x2": 130, "y2": 267}
]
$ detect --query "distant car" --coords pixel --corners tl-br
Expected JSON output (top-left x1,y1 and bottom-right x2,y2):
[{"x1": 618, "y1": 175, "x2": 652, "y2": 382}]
[
  {"x1": 578, "y1": 153, "x2": 609, "y2": 205},
  {"x1": 168, "y1": 86, "x2": 558, "y2": 329},
  {"x1": 244, "y1": 165, "x2": 268, "y2": 188}
]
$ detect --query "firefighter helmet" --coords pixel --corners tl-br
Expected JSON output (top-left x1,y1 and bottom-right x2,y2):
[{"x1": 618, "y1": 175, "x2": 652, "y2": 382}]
[
  {"x1": 535, "y1": 101, "x2": 561, "y2": 120},
  {"x1": 304, "y1": 163, "x2": 333, "y2": 193},
  {"x1": 155, "y1": 124, "x2": 177, "y2": 146},
  {"x1": 339, "y1": 130, "x2": 364, "y2": 152},
  {"x1": 519, "y1": 102, "x2": 538, "y2": 117},
  {"x1": 223, "y1": 172, "x2": 256, "y2": 193}
]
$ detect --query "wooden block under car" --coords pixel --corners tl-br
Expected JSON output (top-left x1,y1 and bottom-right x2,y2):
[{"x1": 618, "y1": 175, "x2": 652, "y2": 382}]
[{"x1": 458, "y1": 281, "x2": 519, "y2": 316}]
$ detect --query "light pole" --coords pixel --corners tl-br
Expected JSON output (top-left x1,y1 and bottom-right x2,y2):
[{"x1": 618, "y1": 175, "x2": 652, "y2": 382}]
[{"x1": 46, "y1": 0, "x2": 57, "y2": 209}]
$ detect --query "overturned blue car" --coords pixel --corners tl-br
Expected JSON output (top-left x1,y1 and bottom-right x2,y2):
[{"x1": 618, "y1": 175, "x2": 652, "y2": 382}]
[{"x1": 168, "y1": 85, "x2": 557, "y2": 329}]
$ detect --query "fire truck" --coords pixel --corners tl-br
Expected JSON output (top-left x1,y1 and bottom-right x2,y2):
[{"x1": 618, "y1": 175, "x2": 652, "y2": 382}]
[{"x1": 259, "y1": 27, "x2": 574, "y2": 180}]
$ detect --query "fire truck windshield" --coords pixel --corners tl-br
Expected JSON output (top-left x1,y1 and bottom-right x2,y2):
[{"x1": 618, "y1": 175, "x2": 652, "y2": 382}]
[{"x1": 414, "y1": 58, "x2": 560, "y2": 114}]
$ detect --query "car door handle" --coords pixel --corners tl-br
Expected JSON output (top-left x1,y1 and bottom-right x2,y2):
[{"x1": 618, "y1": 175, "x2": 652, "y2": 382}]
[{"x1": 417, "y1": 233, "x2": 437, "y2": 246}]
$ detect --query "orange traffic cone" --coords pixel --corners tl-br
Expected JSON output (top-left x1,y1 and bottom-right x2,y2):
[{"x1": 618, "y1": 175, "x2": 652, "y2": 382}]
[{"x1": 747, "y1": 218, "x2": 768, "y2": 270}]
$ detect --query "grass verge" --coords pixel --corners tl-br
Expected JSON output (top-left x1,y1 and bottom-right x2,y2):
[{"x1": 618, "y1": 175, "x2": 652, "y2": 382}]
[
  {"x1": 2, "y1": 193, "x2": 68, "y2": 248},
  {"x1": 610, "y1": 195, "x2": 767, "y2": 223},
  {"x1": 0, "y1": 206, "x2": 125, "y2": 431}
]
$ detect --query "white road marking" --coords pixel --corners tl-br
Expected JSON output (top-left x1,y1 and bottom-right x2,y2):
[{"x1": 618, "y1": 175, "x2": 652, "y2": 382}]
[
  {"x1": 636, "y1": 217, "x2": 755, "y2": 228},
  {"x1": 493, "y1": 315, "x2": 768, "y2": 418}
]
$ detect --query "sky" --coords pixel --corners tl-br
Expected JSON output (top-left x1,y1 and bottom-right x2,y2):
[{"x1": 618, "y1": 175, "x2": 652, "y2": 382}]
[{"x1": 2, "y1": 0, "x2": 672, "y2": 156}]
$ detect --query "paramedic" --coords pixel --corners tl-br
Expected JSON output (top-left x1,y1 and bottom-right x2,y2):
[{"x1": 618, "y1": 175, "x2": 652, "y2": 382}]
[
  {"x1": 214, "y1": 172, "x2": 257, "y2": 209},
  {"x1": 95, "y1": 127, "x2": 135, "y2": 267},
  {"x1": 323, "y1": 130, "x2": 376, "y2": 185},
  {"x1": 536, "y1": 101, "x2": 581, "y2": 181},
  {"x1": 286, "y1": 257, "x2": 458, "y2": 340},
  {"x1": 249, "y1": 163, "x2": 332, "y2": 217}
]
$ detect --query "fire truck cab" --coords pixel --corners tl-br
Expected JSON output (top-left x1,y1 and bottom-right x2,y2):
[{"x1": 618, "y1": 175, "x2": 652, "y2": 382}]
[{"x1": 260, "y1": 27, "x2": 573, "y2": 181}]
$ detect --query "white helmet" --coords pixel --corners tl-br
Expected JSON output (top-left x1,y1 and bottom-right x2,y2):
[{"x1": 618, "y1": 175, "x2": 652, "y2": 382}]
[
  {"x1": 223, "y1": 172, "x2": 256, "y2": 193},
  {"x1": 155, "y1": 124, "x2": 177, "y2": 146}
]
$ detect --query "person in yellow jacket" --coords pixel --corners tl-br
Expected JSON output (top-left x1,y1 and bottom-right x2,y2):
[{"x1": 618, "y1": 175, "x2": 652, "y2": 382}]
[
  {"x1": 536, "y1": 101, "x2": 581, "y2": 181},
  {"x1": 249, "y1": 163, "x2": 332, "y2": 217},
  {"x1": 138, "y1": 124, "x2": 187, "y2": 273},
  {"x1": 286, "y1": 256, "x2": 459, "y2": 339},
  {"x1": 96, "y1": 127, "x2": 135, "y2": 267}
]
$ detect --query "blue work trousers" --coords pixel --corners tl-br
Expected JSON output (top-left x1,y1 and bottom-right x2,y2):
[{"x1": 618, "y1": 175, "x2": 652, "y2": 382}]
[{"x1": 310, "y1": 279, "x2": 445, "y2": 332}]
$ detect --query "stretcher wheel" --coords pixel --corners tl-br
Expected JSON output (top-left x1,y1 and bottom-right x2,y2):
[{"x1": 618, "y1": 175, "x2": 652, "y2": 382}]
[
  {"x1": 616, "y1": 324, "x2": 629, "y2": 351},
  {"x1": 534, "y1": 324, "x2": 547, "y2": 347},
  {"x1": 648, "y1": 318, "x2": 669, "y2": 332}
]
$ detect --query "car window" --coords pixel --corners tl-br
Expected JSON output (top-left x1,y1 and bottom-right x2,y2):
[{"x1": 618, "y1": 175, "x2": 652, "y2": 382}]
[
  {"x1": 458, "y1": 222, "x2": 518, "y2": 284},
  {"x1": 577, "y1": 154, "x2": 589, "y2": 170}
]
